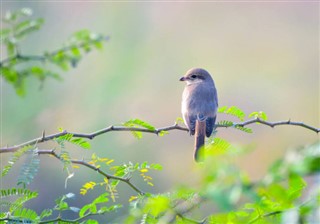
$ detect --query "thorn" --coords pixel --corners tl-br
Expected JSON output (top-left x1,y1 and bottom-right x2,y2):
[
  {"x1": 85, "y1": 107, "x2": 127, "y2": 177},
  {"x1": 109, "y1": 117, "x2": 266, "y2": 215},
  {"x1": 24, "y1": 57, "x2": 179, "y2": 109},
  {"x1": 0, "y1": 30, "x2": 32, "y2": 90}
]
[{"x1": 42, "y1": 130, "x2": 46, "y2": 140}]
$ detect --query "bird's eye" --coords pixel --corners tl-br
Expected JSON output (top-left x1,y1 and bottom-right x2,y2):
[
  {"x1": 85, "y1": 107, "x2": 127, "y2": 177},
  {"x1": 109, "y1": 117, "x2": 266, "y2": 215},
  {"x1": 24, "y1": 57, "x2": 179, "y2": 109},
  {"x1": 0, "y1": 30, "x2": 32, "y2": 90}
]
[{"x1": 191, "y1": 75, "x2": 197, "y2": 79}]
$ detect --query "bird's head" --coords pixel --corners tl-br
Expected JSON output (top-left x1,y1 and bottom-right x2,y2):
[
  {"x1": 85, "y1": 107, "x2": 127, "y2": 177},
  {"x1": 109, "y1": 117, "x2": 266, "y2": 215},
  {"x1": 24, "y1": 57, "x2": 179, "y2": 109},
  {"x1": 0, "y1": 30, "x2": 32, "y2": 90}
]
[{"x1": 179, "y1": 68, "x2": 213, "y2": 86}]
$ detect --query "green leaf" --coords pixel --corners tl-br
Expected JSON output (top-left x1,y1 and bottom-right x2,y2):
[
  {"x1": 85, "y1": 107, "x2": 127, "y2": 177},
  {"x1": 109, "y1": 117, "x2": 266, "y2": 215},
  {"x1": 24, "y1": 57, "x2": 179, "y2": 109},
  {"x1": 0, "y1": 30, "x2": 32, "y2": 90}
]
[
  {"x1": 92, "y1": 193, "x2": 109, "y2": 204},
  {"x1": 123, "y1": 119, "x2": 156, "y2": 131},
  {"x1": 80, "y1": 203, "x2": 96, "y2": 217},
  {"x1": 1, "y1": 145, "x2": 33, "y2": 177},
  {"x1": 94, "y1": 41, "x2": 103, "y2": 49},
  {"x1": 206, "y1": 137, "x2": 232, "y2": 155},
  {"x1": 70, "y1": 138, "x2": 91, "y2": 149},
  {"x1": 249, "y1": 111, "x2": 268, "y2": 121},
  {"x1": 17, "y1": 149, "x2": 40, "y2": 187},
  {"x1": 1, "y1": 67, "x2": 18, "y2": 83},
  {"x1": 0, "y1": 188, "x2": 38, "y2": 199},
  {"x1": 39, "y1": 209, "x2": 52, "y2": 219},
  {"x1": 144, "y1": 196, "x2": 170, "y2": 217},
  {"x1": 218, "y1": 120, "x2": 234, "y2": 127},
  {"x1": 150, "y1": 163, "x2": 163, "y2": 171},
  {"x1": 287, "y1": 173, "x2": 306, "y2": 201},
  {"x1": 60, "y1": 150, "x2": 72, "y2": 170},
  {"x1": 123, "y1": 119, "x2": 156, "y2": 139},
  {"x1": 55, "y1": 133, "x2": 91, "y2": 149},
  {"x1": 218, "y1": 106, "x2": 246, "y2": 121},
  {"x1": 0, "y1": 28, "x2": 11, "y2": 41},
  {"x1": 234, "y1": 125, "x2": 253, "y2": 133},
  {"x1": 13, "y1": 208, "x2": 38, "y2": 222},
  {"x1": 175, "y1": 117, "x2": 184, "y2": 124},
  {"x1": 158, "y1": 130, "x2": 169, "y2": 136},
  {"x1": 14, "y1": 18, "x2": 44, "y2": 39},
  {"x1": 6, "y1": 40, "x2": 17, "y2": 57}
]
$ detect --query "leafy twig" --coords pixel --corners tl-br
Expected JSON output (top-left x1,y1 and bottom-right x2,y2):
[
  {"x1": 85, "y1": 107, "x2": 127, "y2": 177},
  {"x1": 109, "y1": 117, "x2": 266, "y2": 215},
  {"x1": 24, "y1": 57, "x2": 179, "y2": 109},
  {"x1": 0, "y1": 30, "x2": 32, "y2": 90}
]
[
  {"x1": 233, "y1": 118, "x2": 319, "y2": 133},
  {"x1": 0, "y1": 210, "x2": 105, "y2": 224},
  {"x1": 0, "y1": 35, "x2": 108, "y2": 67},
  {"x1": 37, "y1": 149, "x2": 144, "y2": 195}
]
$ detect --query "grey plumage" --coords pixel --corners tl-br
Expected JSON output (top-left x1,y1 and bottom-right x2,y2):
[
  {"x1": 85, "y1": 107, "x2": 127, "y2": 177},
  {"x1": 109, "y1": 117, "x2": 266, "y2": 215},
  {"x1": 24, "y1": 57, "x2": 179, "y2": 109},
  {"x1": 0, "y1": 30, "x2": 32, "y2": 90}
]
[{"x1": 180, "y1": 68, "x2": 218, "y2": 161}]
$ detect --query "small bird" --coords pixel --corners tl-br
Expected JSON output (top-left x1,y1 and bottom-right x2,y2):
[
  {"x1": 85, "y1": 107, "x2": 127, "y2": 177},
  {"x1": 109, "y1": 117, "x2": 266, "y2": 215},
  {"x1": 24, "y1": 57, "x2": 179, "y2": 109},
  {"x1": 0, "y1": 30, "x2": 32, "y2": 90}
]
[{"x1": 180, "y1": 68, "x2": 218, "y2": 161}]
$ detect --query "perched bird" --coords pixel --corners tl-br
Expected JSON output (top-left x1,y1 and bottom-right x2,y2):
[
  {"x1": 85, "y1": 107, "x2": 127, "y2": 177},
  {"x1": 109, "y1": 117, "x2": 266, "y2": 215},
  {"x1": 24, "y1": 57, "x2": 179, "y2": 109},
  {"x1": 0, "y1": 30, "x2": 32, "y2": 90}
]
[{"x1": 180, "y1": 68, "x2": 218, "y2": 161}]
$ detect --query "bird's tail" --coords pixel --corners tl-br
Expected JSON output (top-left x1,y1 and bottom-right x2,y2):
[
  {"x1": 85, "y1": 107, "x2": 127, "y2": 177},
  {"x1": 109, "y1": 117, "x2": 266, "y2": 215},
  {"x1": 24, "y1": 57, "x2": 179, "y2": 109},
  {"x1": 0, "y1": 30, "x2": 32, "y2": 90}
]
[{"x1": 194, "y1": 119, "x2": 206, "y2": 162}]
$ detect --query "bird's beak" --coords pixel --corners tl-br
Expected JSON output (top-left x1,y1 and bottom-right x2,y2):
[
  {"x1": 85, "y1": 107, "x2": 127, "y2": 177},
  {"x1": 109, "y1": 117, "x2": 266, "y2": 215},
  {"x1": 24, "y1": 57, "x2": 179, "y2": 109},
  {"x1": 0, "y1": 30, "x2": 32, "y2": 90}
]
[{"x1": 179, "y1": 77, "x2": 186, "y2": 81}]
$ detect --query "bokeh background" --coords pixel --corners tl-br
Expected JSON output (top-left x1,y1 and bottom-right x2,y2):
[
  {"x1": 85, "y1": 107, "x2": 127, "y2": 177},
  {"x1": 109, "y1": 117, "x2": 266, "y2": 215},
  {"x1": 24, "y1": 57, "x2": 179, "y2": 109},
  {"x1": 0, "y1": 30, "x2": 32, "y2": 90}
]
[{"x1": 1, "y1": 1, "x2": 319, "y2": 221}]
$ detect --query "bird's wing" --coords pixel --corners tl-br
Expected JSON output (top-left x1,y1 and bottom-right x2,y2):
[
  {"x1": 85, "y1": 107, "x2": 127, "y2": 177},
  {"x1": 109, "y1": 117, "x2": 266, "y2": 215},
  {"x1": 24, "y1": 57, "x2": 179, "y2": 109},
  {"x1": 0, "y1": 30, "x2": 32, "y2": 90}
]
[
  {"x1": 205, "y1": 116, "x2": 216, "y2": 137},
  {"x1": 183, "y1": 113, "x2": 196, "y2": 135}
]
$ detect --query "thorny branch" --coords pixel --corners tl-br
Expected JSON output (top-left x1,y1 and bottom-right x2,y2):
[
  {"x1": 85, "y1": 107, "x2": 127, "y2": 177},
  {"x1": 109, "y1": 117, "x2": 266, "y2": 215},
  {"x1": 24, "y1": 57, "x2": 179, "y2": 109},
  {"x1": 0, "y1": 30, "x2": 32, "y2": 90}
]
[{"x1": 0, "y1": 118, "x2": 318, "y2": 153}]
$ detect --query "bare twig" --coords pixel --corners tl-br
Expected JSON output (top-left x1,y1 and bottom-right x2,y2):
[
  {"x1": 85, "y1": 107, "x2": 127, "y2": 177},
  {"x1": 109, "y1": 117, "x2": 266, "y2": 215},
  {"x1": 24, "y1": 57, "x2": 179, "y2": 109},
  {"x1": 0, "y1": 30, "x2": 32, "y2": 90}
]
[
  {"x1": 37, "y1": 149, "x2": 144, "y2": 195},
  {"x1": 0, "y1": 119, "x2": 318, "y2": 153}
]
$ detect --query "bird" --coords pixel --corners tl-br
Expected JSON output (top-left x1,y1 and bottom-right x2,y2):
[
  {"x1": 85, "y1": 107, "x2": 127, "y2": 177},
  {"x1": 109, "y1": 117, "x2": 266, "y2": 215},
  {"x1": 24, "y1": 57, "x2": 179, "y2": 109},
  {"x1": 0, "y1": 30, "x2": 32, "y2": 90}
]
[{"x1": 180, "y1": 68, "x2": 218, "y2": 161}]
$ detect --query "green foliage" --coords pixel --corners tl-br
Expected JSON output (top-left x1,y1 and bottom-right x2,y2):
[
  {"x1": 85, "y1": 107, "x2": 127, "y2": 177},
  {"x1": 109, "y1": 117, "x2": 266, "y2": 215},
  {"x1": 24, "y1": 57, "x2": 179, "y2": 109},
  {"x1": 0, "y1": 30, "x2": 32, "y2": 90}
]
[
  {"x1": 80, "y1": 193, "x2": 117, "y2": 218},
  {"x1": 1, "y1": 145, "x2": 34, "y2": 177},
  {"x1": 234, "y1": 125, "x2": 253, "y2": 133},
  {"x1": 55, "y1": 193, "x2": 77, "y2": 212},
  {"x1": 80, "y1": 158, "x2": 162, "y2": 198},
  {"x1": 217, "y1": 106, "x2": 268, "y2": 134},
  {"x1": 12, "y1": 208, "x2": 38, "y2": 223},
  {"x1": 0, "y1": 188, "x2": 38, "y2": 218},
  {"x1": 0, "y1": 191, "x2": 120, "y2": 223},
  {"x1": 249, "y1": 111, "x2": 268, "y2": 121},
  {"x1": 55, "y1": 132, "x2": 91, "y2": 149},
  {"x1": 123, "y1": 119, "x2": 156, "y2": 139},
  {"x1": 126, "y1": 143, "x2": 319, "y2": 224},
  {"x1": 17, "y1": 149, "x2": 40, "y2": 188},
  {"x1": 218, "y1": 106, "x2": 246, "y2": 121},
  {"x1": 0, "y1": 8, "x2": 107, "y2": 96},
  {"x1": 217, "y1": 120, "x2": 234, "y2": 127}
]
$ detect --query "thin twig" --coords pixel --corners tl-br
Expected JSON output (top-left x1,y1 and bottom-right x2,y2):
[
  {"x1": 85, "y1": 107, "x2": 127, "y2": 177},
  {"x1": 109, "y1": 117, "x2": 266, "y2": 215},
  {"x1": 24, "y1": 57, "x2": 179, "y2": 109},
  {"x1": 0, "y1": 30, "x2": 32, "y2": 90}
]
[
  {"x1": 231, "y1": 118, "x2": 320, "y2": 133},
  {"x1": 37, "y1": 149, "x2": 144, "y2": 195}
]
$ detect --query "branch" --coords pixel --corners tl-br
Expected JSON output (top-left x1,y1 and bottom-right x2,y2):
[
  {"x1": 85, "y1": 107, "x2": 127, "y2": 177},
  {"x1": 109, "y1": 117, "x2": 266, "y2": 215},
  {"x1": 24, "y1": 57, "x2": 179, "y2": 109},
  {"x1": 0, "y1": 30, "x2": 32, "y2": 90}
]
[
  {"x1": 1, "y1": 119, "x2": 319, "y2": 153},
  {"x1": 37, "y1": 149, "x2": 144, "y2": 195},
  {"x1": 0, "y1": 123, "x2": 188, "y2": 152},
  {"x1": 231, "y1": 118, "x2": 320, "y2": 133},
  {"x1": 0, "y1": 211, "x2": 105, "y2": 224},
  {"x1": 0, "y1": 35, "x2": 108, "y2": 67}
]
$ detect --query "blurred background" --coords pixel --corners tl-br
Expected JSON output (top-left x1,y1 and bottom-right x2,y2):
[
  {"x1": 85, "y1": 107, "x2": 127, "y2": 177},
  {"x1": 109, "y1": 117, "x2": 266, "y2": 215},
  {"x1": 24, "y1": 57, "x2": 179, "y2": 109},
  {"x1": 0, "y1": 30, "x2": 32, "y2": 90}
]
[{"x1": 1, "y1": 1, "x2": 319, "y2": 221}]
